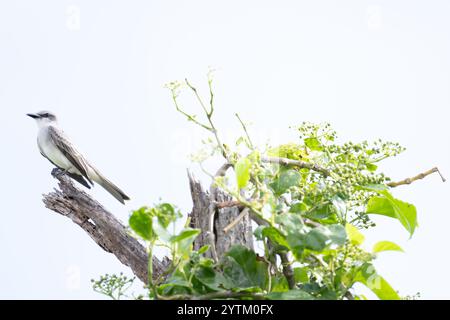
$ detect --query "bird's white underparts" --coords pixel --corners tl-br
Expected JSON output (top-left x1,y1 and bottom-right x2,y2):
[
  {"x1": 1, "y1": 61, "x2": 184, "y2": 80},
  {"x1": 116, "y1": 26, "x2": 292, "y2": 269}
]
[{"x1": 27, "y1": 111, "x2": 130, "y2": 204}]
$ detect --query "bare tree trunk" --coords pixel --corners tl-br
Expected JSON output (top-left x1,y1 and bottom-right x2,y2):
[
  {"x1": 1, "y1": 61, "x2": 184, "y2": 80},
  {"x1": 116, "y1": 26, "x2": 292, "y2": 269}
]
[{"x1": 188, "y1": 172, "x2": 253, "y2": 259}]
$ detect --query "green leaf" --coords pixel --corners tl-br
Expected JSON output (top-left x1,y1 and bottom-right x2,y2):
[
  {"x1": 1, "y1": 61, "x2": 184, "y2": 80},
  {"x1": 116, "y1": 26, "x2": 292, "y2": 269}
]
[
  {"x1": 304, "y1": 228, "x2": 329, "y2": 251},
  {"x1": 270, "y1": 275, "x2": 289, "y2": 292},
  {"x1": 293, "y1": 267, "x2": 309, "y2": 283},
  {"x1": 270, "y1": 169, "x2": 301, "y2": 195},
  {"x1": 262, "y1": 227, "x2": 289, "y2": 248},
  {"x1": 157, "y1": 203, "x2": 178, "y2": 228},
  {"x1": 235, "y1": 157, "x2": 251, "y2": 189},
  {"x1": 158, "y1": 271, "x2": 192, "y2": 296},
  {"x1": 276, "y1": 213, "x2": 306, "y2": 258},
  {"x1": 172, "y1": 228, "x2": 200, "y2": 258},
  {"x1": 267, "y1": 289, "x2": 314, "y2": 300},
  {"x1": 366, "y1": 196, "x2": 396, "y2": 219},
  {"x1": 289, "y1": 202, "x2": 307, "y2": 213},
  {"x1": 345, "y1": 223, "x2": 365, "y2": 245},
  {"x1": 301, "y1": 282, "x2": 338, "y2": 299},
  {"x1": 366, "y1": 163, "x2": 378, "y2": 172},
  {"x1": 366, "y1": 191, "x2": 417, "y2": 237},
  {"x1": 276, "y1": 214, "x2": 345, "y2": 256},
  {"x1": 304, "y1": 202, "x2": 338, "y2": 222},
  {"x1": 253, "y1": 225, "x2": 265, "y2": 240},
  {"x1": 355, "y1": 264, "x2": 400, "y2": 300},
  {"x1": 235, "y1": 136, "x2": 245, "y2": 146},
  {"x1": 170, "y1": 228, "x2": 200, "y2": 243},
  {"x1": 198, "y1": 245, "x2": 210, "y2": 255},
  {"x1": 304, "y1": 224, "x2": 346, "y2": 251},
  {"x1": 275, "y1": 213, "x2": 305, "y2": 234},
  {"x1": 129, "y1": 208, "x2": 153, "y2": 241},
  {"x1": 304, "y1": 137, "x2": 323, "y2": 151},
  {"x1": 152, "y1": 218, "x2": 172, "y2": 242},
  {"x1": 372, "y1": 241, "x2": 404, "y2": 253},
  {"x1": 222, "y1": 245, "x2": 268, "y2": 290},
  {"x1": 328, "y1": 224, "x2": 347, "y2": 245},
  {"x1": 286, "y1": 234, "x2": 305, "y2": 260},
  {"x1": 193, "y1": 265, "x2": 226, "y2": 292}
]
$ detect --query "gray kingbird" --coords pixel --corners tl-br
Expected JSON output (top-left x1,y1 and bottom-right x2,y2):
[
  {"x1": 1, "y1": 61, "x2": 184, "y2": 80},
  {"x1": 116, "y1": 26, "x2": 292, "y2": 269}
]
[{"x1": 27, "y1": 111, "x2": 130, "y2": 204}]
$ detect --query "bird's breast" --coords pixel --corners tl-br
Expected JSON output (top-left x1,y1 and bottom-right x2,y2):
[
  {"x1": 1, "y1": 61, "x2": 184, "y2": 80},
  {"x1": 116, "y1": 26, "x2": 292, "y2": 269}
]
[{"x1": 37, "y1": 127, "x2": 77, "y2": 173}]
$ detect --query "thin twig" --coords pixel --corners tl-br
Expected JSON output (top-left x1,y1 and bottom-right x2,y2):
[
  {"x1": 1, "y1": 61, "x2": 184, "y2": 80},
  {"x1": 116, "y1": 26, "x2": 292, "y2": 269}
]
[
  {"x1": 387, "y1": 167, "x2": 446, "y2": 187},
  {"x1": 170, "y1": 93, "x2": 212, "y2": 131},
  {"x1": 215, "y1": 200, "x2": 242, "y2": 209},
  {"x1": 185, "y1": 78, "x2": 229, "y2": 160},
  {"x1": 214, "y1": 163, "x2": 232, "y2": 177},
  {"x1": 223, "y1": 208, "x2": 250, "y2": 234},
  {"x1": 279, "y1": 253, "x2": 296, "y2": 290},
  {"x1": 261, "y1": 156, "x2": 330, "y2": 176},
  {"x1": 246, "y1": 209, "x2": 296, "y2": 289},
  {"x1": 248, "y1": 210, "x2": 271, "y2": 227},
  {"x1": 185, "y1": 78, "x2": 211, "y2": 117},
  {"x1": 235, "y1": 113, "x2": 255, "y2": 149},
  {"x1": 207, "y1": 72, "x2": 215, "y2": 117},
  {"x1": 304, "y1": 218, "x2": 321, "y2": 228}
]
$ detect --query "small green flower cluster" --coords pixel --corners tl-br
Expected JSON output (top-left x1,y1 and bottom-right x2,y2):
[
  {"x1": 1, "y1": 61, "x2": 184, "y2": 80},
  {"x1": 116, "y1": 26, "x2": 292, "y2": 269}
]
[
  {"x1": 284, "y1": 122, "x2": 406, "y2": 227},
  {"x1": 91, "y1": 272, "x2": 135, "y2": 300}
]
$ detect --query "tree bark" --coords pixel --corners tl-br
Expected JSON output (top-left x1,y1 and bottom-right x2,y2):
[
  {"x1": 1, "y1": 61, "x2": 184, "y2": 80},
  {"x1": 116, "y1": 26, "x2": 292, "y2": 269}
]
[
  {"x1": 42, "y1": 169, "x2": 253, "y2": 286},
  {"x1": 42, "y1": 169, "x2": 169, "y2": 284},
  {"x1": 188, "y1": 172, "x2": 253, "y2": 259}
]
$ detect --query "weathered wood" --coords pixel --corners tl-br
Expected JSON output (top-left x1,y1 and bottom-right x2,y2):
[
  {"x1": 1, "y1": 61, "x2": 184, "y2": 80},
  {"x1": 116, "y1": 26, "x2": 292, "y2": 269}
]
[
  {"x1": 42, "y1": 168, "x2": 169, "y2": 284},
  {"x1": 42, "y1": 168, "x2": 253, "y2": 286},
  {"x1": 188, "y1": 172, "x2": 253, "y2": 259}
]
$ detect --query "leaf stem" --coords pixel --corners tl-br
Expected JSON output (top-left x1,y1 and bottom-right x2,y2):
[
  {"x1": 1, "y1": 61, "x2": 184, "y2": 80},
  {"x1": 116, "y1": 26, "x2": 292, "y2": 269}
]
[
  {"x1": 147, "y1": 243, "x2": 159, "y2": 300},
  {"x1": 235, "y1": 113, "x2": 255, "y2": 149}
]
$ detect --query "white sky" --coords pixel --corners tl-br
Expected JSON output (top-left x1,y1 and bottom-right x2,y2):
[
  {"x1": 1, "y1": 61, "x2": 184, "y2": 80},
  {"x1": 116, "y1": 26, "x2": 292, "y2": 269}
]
[{"x1": 0, "y1": 0, "x2": 449, "y2": 299}]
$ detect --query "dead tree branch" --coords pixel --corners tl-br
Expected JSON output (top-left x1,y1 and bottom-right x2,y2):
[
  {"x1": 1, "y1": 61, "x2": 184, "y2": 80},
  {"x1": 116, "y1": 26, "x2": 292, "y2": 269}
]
[
  {"x1": 42, "y1": 169, "x2": 169, "y2": 284},
  {"x1": 223, "y1": 208, "x2": 250, "y2": 234},
  {"x1": 216, "y1": 200, "x2": 243, "y2": 209},
  {"x1": 188, "y1": 171, "x2": 254, "y2": 260}
]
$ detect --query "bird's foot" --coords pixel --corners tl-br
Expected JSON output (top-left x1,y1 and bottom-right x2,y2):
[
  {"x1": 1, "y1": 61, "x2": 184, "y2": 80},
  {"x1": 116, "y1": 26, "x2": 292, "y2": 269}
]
[{"x1": 51, "y1": 167, "x2": 67, "y2": 177}]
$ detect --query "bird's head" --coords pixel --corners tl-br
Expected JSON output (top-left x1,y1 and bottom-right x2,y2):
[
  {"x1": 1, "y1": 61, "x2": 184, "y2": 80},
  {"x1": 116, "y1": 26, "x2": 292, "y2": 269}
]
[{"x1": 27, "y1": 111, "x2": 58, "y2": 127}]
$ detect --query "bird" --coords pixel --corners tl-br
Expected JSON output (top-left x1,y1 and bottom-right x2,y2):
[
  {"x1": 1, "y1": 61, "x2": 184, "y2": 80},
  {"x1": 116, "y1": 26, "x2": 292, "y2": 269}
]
[{"x1": 27, "y1": 110, "x2": 130, "y2": 204}]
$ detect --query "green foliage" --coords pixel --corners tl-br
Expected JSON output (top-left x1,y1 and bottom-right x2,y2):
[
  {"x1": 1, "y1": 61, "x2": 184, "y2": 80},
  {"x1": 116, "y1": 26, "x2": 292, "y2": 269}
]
[
  {"x1": 366, "y1": 189, "x2": 417, "y2": 237},
  {"x1": 129, "y1": 208, "x2": 154, "y2": 241},
  {"x1": 346, "y1": 223, "x2": 365, "y2": 245},
  {"x1": 372, "y1": 241, "x2": 404, "y2": 253},
  {"x1": 235, "y1": 157, "x2": 251, "y2": 189},
  {"x1": 354, "y1": 264, "x2": 400, "y2": 300},
  {"x1": 270, "y1": 169, "x2": 302, "y2": 196},
  {"x1": 129, "y1": 203, "x2": 181, "y2": 242},
  {"x1": 94, "y1": 74, "x2": 435, "y2": 300}
]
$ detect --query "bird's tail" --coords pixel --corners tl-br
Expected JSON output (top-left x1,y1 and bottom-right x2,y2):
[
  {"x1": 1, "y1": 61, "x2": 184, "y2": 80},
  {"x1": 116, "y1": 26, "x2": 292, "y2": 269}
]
[{"x1": 91, "y1": 169, "x2": 130, "y2": 204}]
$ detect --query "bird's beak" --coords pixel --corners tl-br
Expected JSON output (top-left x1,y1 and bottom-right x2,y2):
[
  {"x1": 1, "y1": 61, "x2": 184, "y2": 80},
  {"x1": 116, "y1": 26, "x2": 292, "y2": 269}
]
[{"x1": 27, "y1": 113, "x2": 39, "y2": 119}]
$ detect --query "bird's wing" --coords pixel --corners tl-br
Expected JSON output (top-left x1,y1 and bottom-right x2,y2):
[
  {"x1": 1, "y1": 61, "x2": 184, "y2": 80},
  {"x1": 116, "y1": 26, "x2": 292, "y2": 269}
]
[
  {"x1": 48, "y1": 126, "x2": 93, "y2": 185},
  {"x1": 37, "y1": 142, "x2": 91, "y2": 188},
  {"x1": 65, "y1": 172, "x2": 92, "y2": 189}
]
